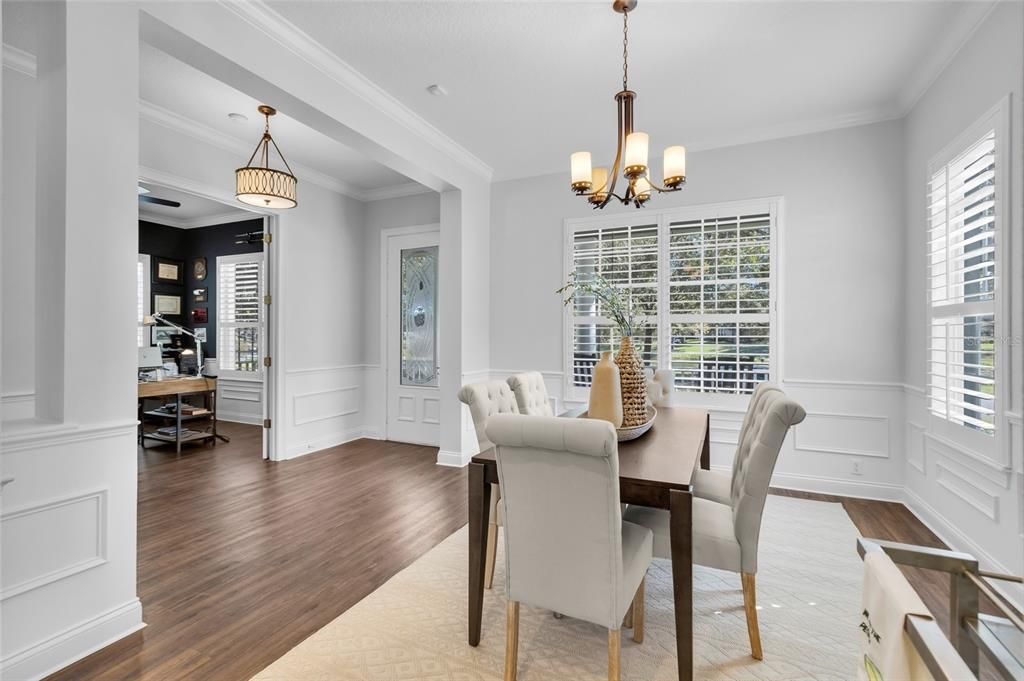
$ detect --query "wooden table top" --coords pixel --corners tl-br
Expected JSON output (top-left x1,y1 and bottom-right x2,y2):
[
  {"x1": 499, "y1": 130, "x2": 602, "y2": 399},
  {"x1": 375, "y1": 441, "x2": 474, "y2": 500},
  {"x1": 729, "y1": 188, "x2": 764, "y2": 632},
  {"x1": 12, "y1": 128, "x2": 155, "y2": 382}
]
[
  {"x1": 138, "y1": 376, "x2": 217, "y2": 398},
  {"x1": 471, "y1": 406, "x2": 708, "y2": 491}
]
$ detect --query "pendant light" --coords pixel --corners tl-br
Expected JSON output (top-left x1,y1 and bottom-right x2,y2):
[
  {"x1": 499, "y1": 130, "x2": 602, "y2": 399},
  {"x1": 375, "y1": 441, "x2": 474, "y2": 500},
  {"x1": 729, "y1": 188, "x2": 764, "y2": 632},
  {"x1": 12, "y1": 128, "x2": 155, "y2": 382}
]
[{"x1": 235, "y1": 105, "x2": 298, "y2": 209}]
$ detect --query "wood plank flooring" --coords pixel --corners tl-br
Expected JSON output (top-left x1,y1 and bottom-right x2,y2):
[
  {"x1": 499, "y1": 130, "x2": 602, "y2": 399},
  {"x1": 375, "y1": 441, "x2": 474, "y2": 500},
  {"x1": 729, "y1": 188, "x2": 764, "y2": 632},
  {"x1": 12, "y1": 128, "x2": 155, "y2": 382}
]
[{"x1": 48, "y1": 428, "x2": 992, "y2": 680}]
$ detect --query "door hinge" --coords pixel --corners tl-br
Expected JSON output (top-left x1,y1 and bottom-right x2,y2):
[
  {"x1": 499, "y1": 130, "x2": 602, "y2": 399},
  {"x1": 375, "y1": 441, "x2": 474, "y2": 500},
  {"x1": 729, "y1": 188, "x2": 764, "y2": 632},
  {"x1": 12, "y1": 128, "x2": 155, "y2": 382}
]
[
  {"x1": 263, "y1": 418, "x2": 272, "y2": 429},
  {"x1": 264, "y1": 233, "x2": 273, "y2": 244},
  {"x1": 264, "y1": 294, "x2": 272, "y2": 305},
  {"x1": 263, "y1": 356, "x2": 272, "y2": 368}
]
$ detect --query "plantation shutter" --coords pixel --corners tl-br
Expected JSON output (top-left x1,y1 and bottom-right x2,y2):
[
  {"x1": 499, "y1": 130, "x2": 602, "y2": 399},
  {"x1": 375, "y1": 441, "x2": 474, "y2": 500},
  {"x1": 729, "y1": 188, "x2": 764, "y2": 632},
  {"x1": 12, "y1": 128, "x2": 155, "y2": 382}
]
[
  {"x1": 667, "y1": 212, "x2": 771, "y2": 394},
  {"x1": 218, "y1": 254, "x2": 263, "y2": 374},
  {"x1": 927, "y1": 129, "x2": 997, "y2": 435},
  {"x1": 569, "y1": 223, "x2": 658, "y2": 387}
]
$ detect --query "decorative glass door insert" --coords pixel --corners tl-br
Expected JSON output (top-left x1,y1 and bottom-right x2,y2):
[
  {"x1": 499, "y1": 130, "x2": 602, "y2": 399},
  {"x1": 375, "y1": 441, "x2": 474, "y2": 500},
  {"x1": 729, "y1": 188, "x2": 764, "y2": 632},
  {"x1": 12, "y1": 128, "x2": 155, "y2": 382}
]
[{"x1": 400, "y1": 246, "x2": 438, "y2": 387}]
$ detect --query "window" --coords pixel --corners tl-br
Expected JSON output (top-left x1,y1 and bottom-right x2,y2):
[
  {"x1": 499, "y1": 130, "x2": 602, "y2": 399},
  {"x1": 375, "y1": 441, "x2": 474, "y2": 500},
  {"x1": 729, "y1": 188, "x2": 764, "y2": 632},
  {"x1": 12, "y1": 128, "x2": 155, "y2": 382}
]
[
  {"x1": 137, "y1": 254, "x2": 151, "y2": 347},
  {"x1": 565, "y1": 199, "x2": 777, "y2": 400},
  {"x1": 217, "y1": 253, "x2": 264, "y2": 375},
  {"x1": 927, "y1": 108, "x2": 1004, "y2": 439}
]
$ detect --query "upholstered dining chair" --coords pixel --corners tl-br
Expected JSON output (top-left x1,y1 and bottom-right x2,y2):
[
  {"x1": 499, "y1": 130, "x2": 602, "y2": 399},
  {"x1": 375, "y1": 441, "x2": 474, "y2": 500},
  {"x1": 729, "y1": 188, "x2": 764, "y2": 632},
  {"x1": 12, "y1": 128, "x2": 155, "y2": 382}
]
[
  {"x1": 623, "y1": 387, "x2": 805, "y2": 661},
  {"x1": 458, "y1": 381, "x2": 521, "y2": 590},
  {"x1": 486, "y1": 414, "x2": 652, "y2": 681},
  {"x1": 692, "y1": 382, "x2": 782, "y2": 506},
  {"x1": 506, "y1": 371, "x2": 554, "y2": 416}
]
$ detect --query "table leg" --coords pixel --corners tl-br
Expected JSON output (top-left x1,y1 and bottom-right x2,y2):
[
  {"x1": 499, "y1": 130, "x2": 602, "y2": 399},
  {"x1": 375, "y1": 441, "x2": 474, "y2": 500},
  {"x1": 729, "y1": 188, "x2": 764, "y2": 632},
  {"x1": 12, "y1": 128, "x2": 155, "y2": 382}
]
[
  {"x1": 670, "y1": 488, "x2": 694, "y2": 681},
  {"x1": 176, "y1": 394, "x2": 183, "y2": 456},
  {"x1": 700, "y1": 413, "x2": 711, "y2": 470},
  {"x1": 468, "y1": 462, "x2": 491, "y2": 646}
]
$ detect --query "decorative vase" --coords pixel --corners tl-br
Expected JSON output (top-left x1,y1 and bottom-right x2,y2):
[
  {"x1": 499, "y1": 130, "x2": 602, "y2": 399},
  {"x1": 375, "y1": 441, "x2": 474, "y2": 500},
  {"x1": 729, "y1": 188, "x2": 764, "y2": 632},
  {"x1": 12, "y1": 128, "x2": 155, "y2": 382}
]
[
  {"x1": 588, "y1": 351, "x2": 623, "y2": 427},
  {"x1": 615, "y1": 337, "x2": 648, "y2": 427}
]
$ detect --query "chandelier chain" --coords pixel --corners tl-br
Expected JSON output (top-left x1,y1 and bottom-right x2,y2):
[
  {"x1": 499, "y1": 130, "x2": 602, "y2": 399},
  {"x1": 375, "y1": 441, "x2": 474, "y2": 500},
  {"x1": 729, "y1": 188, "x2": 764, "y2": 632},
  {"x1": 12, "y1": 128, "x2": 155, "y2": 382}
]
[{"x1": 622, "y1": 10, "x2": 629, "y2": 91}]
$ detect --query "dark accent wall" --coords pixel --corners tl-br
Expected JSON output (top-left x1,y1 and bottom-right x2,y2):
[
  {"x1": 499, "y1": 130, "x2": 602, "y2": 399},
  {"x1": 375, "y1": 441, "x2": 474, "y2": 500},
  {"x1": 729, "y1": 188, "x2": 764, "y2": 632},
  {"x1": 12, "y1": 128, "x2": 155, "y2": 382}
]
[{"x1": 139, "y1": 218, "x2": 263, "y2": 359}]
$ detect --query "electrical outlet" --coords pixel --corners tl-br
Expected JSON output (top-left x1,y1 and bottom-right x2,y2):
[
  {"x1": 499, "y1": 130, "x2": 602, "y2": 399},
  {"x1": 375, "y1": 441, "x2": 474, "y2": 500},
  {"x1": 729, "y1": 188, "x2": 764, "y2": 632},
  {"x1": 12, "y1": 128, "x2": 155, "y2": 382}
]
[{"x1": 851, "y1": 460, "x2": 862, "y2": 476}]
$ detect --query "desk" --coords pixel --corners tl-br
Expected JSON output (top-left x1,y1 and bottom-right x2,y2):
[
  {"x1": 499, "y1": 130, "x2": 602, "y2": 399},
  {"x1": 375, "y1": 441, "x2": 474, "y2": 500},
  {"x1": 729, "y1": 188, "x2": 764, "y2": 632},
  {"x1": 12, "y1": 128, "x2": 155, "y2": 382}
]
[
  {"x1": 138, "y1": 377, "x2": 222, "y2": 454},
  {"x1": 467, "y1": 407, "x2": 710, "y2": 681}
]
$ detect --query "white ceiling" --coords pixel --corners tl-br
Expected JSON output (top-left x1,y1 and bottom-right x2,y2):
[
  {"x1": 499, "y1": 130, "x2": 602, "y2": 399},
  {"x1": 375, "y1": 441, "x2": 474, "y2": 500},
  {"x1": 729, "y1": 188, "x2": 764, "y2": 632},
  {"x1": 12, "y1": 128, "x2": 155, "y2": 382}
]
[
  {"x1": 139, "y1": 42, "x2": 419, "y2": 195},
  {"x1": 269, "y1": 1, "x2": 988, "y2": 181},
  {"x1": 138, "y1": 183, "x2": 255, "y2": 227}
]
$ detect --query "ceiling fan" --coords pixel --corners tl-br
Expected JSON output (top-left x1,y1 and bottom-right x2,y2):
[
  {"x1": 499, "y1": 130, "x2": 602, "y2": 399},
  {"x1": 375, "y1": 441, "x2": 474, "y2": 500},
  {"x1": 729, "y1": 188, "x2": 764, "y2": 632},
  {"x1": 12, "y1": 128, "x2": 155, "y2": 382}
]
[{"x1": 137, "y1": 185, "x2": 180, "y2": 208}]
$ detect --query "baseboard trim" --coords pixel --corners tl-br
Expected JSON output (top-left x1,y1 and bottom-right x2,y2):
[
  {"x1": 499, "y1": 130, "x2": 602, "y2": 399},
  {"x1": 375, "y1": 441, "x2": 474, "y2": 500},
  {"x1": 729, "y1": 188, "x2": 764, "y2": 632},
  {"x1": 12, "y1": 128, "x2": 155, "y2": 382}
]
[
  {"x1": 282, "y1": 427, "x2": 377, "y2": 459},
  {"x1": 1, "y1": 598, "x2": 144, "y2": 681},
  {"x1": 217, "y1": 412, "x2": 263, "y2": 426},
  {"x1": 763, "y1": 469, "x2": 905, "y2": 502},
  {"x1": 437, "y1": 449, "x2": 473, "y2": 468}
]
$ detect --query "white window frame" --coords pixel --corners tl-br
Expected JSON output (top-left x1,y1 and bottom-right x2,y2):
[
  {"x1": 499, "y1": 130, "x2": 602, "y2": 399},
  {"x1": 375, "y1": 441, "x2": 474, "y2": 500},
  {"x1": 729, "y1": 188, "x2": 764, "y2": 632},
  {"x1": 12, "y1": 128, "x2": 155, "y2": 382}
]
[
  {"x1": 138, "y1": 253, "x2": 151, "y2": 347},
  {"x1": 925, "y1": 96, "x2": 1009, "y2": 463},
  {"x1": 563, "y1": 197, "x2": 781, "y2": 406},
  {"x1": 216, "y1": 252, "x2": 265, "y2": 380}
]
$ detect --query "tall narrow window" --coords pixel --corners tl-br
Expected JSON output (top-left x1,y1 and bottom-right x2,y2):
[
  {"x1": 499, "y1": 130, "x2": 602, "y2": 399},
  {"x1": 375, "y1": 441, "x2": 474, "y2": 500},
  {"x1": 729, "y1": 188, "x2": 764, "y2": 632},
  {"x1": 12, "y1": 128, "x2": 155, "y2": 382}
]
[
  {"x1": 569, "y1": 222, "x2": 659, "y2": 389},
  {"x1": 565, "y1": 200, "x2": 776, "y2": 400},
  {"x1": 217, "y1": 253, "x2": 264, "y2": 376},
  {"x1": 137, "y1": 254, "x2": 151, "y2": 347},
  {"x1": 928, "y1": 127, "x2": 999, "y2": 436}
]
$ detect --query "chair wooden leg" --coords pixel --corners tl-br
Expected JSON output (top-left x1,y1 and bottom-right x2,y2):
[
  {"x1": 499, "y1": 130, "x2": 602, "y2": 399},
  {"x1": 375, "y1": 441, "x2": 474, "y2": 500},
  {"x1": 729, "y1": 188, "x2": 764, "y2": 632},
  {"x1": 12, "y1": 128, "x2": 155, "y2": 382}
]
[
  {"x1": 741, "y1": 572, "x2": 763, "y2": 660},
  {"x1": 608, "y1": 628, "x2": 621, "y2": 681},
  {"x1": 485, "y1": 485, "x2": 500, "y2": 589},
  {"x1": 505, "y1": 601, "x2": 520, "y2": 681},
  {"x1": 623, "y1": 602, "x2": 634, "y2": 629},
  {"x1": 632, "y1": 578, "x2": 645, "y2": 643}
]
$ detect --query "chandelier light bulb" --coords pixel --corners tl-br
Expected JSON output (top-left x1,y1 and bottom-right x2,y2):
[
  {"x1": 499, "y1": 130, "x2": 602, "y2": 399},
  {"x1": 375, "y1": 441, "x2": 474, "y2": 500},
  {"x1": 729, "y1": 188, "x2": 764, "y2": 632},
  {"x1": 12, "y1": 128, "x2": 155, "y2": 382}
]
[
  {"x1": 634, "y1": 176, "x2": 651, "y2": 203},
  {"x1": 571, "y1": 151, "x2": 593, "y2": 192},
  {"x1": 624, "y1": 132, "x2": 649, "y2": 178},
  {"x1": 590, "y1": 167, "x2": 610, "y2": 203},
  {"x1": 663, "y1": 145, "x2": 687, "y2": 187}
]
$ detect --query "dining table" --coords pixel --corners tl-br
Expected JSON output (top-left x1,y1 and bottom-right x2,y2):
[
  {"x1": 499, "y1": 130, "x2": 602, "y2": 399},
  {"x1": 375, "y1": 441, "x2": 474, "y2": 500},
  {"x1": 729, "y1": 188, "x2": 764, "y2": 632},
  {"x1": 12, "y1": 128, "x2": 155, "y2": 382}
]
[{"x1": 467, "y1": 406, "x2": 711, "y2": 681}]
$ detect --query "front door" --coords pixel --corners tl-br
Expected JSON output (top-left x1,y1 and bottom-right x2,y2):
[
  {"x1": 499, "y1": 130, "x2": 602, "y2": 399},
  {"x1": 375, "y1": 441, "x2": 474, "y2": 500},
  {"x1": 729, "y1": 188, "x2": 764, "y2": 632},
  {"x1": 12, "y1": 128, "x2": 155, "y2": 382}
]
[{"x1": 386, "y1": 230, "x2": 441, "y2": 446}]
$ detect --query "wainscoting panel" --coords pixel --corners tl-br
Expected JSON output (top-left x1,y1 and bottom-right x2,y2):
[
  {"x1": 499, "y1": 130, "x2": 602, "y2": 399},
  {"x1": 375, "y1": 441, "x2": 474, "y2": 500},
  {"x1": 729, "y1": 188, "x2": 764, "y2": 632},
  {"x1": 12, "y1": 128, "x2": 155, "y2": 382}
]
[
  {"x1": 1, "y1": 489, "x2": 107, "y2": 600},
  {"x1": 217, "y1": 377, "x2": 263, "y2": 425},
  {"x1": 283, "y1": 366, "x2": 370, "y2": 459},
  {"x1": 1, "y1": 391, "x2": 35, "y2": 421},
  {"x1": 793, "y1": 412, "x2": 890, "y2": 458}
]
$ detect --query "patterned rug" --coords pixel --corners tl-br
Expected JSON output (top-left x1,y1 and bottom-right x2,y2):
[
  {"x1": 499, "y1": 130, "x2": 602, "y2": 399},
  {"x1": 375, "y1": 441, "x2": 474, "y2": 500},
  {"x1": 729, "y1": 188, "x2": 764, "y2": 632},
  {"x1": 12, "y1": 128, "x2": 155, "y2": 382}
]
[{"x1": 252, "y1": 496, "x2": 863, "y2": 681}]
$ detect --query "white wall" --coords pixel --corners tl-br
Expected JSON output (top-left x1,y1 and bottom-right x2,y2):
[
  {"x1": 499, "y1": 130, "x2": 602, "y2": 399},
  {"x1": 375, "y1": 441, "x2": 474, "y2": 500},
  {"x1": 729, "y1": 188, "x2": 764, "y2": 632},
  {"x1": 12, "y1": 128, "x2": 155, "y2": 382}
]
[
  {"x1": 1, "y1": 58, "x2": 35, "y2": 419},
  {"x1": 1, "y1": 4, "x2": 143, "y2": 679},
  {"x1": 902, "y1": 1, "x2": 1024, "y2": 576},
  {"x1": 490, "y1": 120, "x2": 909, "y2": 499}
]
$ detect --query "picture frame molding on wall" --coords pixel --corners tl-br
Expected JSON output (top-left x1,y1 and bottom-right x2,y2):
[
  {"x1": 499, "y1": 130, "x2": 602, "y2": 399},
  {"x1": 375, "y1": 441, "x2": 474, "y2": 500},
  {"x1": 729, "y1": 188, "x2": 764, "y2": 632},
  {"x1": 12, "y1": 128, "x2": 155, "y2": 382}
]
[{"x1": 153, "y1": 256, "x2": 184, "y2": 284}]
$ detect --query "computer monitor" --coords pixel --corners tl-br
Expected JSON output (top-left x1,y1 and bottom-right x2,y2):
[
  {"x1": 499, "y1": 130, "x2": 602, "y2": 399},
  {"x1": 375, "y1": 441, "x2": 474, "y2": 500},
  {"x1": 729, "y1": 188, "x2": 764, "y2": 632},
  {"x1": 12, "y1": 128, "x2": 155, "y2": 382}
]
[{"x1": 138, "y1": 347, "x2": 163, "y2": 370}]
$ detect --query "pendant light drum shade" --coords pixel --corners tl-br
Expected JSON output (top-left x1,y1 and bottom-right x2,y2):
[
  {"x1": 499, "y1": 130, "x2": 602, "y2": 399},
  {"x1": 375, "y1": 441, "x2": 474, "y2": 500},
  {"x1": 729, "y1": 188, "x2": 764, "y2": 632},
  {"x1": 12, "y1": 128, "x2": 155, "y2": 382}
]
[
  {"x1": 235, "y1": 105, "x2": 298, "y2": 209},
  {"x1": 235, "y1": 167, "x2": 297, "y2": 209}
]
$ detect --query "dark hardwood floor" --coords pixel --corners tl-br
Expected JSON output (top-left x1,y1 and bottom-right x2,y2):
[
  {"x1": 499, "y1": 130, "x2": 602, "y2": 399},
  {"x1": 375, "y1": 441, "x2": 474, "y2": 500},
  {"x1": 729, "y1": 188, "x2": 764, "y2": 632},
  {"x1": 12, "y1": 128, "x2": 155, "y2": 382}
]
[
  {"x1": 48, "y1": 427, "x2": 989, "y2": 680},
  {"x1": 48, "y1": 422, "x2": 467, "y2": 681}
]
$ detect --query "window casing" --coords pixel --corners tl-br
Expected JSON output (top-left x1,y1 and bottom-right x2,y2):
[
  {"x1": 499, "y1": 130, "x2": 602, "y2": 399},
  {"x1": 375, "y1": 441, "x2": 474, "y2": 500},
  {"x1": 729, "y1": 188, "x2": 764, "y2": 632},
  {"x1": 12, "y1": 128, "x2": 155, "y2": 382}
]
[
  {"x1": 137, "y1": 254, "x2": 151, "y2": 347},
  {"x1": 217, "y1": 253, "x2": 264, "y2": 377},
  {"x1": 564, "y1": 199, "x2": 779, "y2": 403},
  {"x1": 927, "y1": 99, "x2": 1008, "y2": 450}
]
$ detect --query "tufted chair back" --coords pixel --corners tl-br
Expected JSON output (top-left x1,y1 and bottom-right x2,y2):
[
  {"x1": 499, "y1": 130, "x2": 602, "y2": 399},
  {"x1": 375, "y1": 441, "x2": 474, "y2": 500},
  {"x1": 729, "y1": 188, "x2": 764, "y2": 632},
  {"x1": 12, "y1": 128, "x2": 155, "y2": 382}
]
[
  {"x1": 506, "y1": 372, "x2": 554, "y2": 416},
  {"x1": 730, "y1": 388, "x2": 805, "y2": 573},
  {"x1": 458, "y1": 381, "x2": 521, "y2": 451},
  {"x1": 486, "y1": 414, "x2": 637, "y2": 629}
]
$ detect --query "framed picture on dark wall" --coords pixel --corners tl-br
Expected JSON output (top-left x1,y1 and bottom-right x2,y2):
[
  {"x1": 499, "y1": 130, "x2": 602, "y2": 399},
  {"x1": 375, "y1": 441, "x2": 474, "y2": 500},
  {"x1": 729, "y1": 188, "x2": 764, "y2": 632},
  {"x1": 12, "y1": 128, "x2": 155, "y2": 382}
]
[
  {"x1": 153, "y1": 257, "x2": 183, "y2": 284},
  {"x1": 193, "y1": 287, "x2": 208, "y2": 303},
  {"x1": 193, "y1": 257, "x2": 207, "y2": 281},
  {"x1": 194, "y1": 327, "x2": 208, "y2": 342},
  {"x1": 154, "y1": 294, "x2": 182, "y2": 316},
  {"x1": 192, "y1": 307, "x2": 208, "y2": 324}
]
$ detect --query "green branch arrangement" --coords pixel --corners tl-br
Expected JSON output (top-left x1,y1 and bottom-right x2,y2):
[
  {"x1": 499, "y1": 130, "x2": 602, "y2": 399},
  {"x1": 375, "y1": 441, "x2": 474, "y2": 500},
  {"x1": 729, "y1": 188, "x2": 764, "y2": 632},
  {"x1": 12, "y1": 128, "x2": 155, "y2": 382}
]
[{"x1": 557, "y1": 271, "x2": 645, "y2": 338}]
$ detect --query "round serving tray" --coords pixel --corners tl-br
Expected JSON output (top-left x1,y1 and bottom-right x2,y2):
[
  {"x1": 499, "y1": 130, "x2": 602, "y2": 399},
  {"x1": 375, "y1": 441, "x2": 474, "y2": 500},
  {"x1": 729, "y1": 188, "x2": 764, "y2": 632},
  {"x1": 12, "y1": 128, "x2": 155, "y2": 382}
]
[{"x1": 580, "y1": 405, "x2": 657, "y2": 442}]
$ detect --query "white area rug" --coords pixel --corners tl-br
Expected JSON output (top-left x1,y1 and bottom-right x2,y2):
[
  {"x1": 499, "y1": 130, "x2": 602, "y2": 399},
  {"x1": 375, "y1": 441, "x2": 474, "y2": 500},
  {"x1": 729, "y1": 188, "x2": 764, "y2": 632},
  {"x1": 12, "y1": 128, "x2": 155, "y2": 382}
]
[{"x1": 252, "y1": 496, "x2": 863, "y2": 681}]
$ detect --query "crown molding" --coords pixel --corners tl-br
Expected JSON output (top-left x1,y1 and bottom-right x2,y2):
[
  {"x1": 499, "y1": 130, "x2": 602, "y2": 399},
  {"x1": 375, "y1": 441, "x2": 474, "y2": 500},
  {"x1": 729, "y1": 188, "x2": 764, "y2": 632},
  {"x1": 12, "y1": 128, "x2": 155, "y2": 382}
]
[
  {"x1": 2, "y1": 43, "x2": 36, "y2": 78},
  {"x1": 139, "y1": 207, "x2": 257, "y2": 230},
  {"x1": 139, "y1": 99, "x2": 366, "y2": 201},
  {"x1": 217, "y1": 0, "x2": 493, "y2": 182},
  {"x1": 362, "y1": 182, "x2": 434, "y2": 202},
  {"x1": 895, "y1": 1, "x2": 999, "y2": 117}
]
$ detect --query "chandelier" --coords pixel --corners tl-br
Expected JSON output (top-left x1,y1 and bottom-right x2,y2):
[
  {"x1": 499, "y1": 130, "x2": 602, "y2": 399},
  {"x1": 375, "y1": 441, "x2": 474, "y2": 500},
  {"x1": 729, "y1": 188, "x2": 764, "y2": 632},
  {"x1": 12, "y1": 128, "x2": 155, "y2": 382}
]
[
  {"x1": 570, "y1": 0, "x2": 686, "y2": 209},
  {"x1": 236, "y1": 105, "x2": 298, "y2": 209}
]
